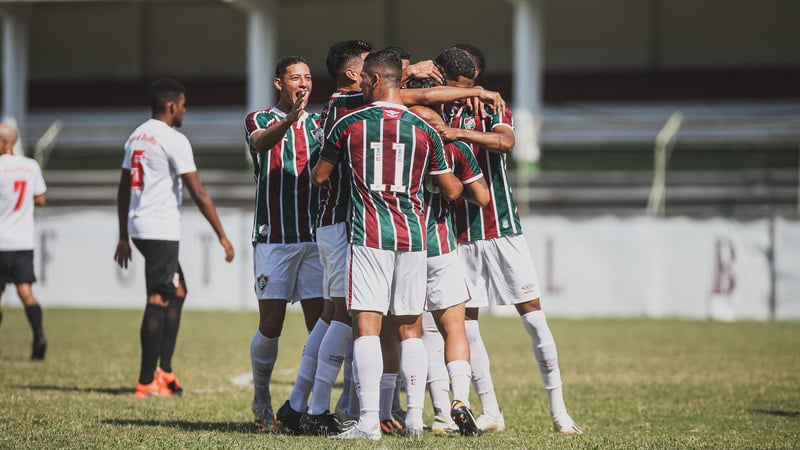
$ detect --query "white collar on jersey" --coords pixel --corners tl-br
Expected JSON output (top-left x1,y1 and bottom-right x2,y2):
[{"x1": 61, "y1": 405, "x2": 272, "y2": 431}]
[{"x1": 371, "y1": 101, "x2": 407, "y2": 110}]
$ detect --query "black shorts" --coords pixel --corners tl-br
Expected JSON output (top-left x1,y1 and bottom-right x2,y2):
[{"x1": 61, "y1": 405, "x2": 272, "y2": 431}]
[
  {"x1": 132, "y1": 239, "x2": 186, "y2": 299},
  {"x1": 0, "y1": 250, "x2": 36, "y2": 285}
]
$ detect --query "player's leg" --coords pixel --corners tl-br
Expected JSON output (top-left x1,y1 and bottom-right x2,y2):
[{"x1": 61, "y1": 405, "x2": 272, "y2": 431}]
[
  {"x1": 331, "y1": 245, "x2": 393, "y2": 441},
  {"x1": 131, "y1": 240, "x2": 175, "y2": 397},
  {"x1": 391, "y1": 250, "x2": 428, "y2": 438},
  {"x1": 251, "y1": 242, "x2": 298, "y2": 432},
  {"x1": 156, "y1": 263, "x2": 186, "y2": 396},
  {"x1": 16, "y1": 282, "x2": 47, "y2": 360},
  {"x1": 492, "y1": 234, "x2": 581, "y2": 434},
  {"x1": 421, "y1": 312, "x2": 453, "y2": 433},
  {"x1": 378, "y1": 315, "x2": 402, "y2": 435},
  {"x1": 460, "y1": 241, "x2": 503, "y2": 430}
]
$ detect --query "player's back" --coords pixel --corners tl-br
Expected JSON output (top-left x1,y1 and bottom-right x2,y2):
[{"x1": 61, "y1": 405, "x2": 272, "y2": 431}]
[
  {"x1": 328, "y1": 102, "x2": 448, "y2": 252},
  {"x1": 0, "y1": 153, "x2": 46, "y2": 250}
]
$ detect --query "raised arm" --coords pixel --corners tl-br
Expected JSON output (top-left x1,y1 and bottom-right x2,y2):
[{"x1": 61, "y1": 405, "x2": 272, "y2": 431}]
[
  {"x1": 249, "y1": 91, "x2": 309, "y2": 153},
  {"x1": 181, "y1": 171, "x2": 235, "y2": 262},
  {"x1": 401, "y1": 60, "x2": 444, "y2": 85}
]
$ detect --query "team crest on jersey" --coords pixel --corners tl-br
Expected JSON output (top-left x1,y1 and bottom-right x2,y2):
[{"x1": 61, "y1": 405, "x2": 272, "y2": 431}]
[
  {"x1": 386, "y1": 109, "x2": 400, "y2": 119},
  {"x1": 255, "y1": 275, "x2": 269, "y2": 295},
  {"x1": 464, "y1": 117, "x2": 476, "y2": 130},
  {"x1": 258, "y1": 225, "x2": 269, "y2": 236},
  {"x1": 312, "y1": 127, "x2": 324, "y2": 144}
]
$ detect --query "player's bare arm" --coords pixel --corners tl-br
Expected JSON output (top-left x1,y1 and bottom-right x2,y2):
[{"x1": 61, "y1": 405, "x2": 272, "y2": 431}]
[
  {"x1": 401, "y1": 59, "x2": 444, "y2": 85},
  {"x1": 34, "y1": 193, "x2": 46, "y2": 207},
  {"x1": 434, "y1": 171, "x2": 463, "y2": 201},
  {"x1": 311, "y1": 159, "x2": 336, "y2": 187},
  {"x1": 436, "y1": 124, "x2": 515, "y2": 154},
  {"x1": 114, "y1": 169, "x2": 132, "y2": 269},
  {"x1": 249, "y1": 90, "x2": 309, "y2": 153},
  {"x1": 181, "y1": 171, "x2": 235, "y2": 262},
  {"x1": 462, "y1": 177, "x2": 490, "y2": 207}
]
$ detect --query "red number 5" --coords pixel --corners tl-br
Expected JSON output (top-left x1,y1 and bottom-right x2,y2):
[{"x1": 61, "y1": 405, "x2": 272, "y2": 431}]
[
  {"x1": 13, "y1": 180, "x2": 27, "y2": 211},
  {"x1": 131, "y1": 149, "x2": 145, "y2": 188}
]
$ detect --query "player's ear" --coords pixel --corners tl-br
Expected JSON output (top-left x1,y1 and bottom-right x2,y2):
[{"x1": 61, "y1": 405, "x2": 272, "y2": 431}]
[{"x1": 274, "y1": 77, "x2": 282, "y2": 92}]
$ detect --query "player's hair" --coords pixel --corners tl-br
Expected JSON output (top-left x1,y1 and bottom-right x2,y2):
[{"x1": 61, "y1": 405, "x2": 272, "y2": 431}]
[
  {"x1": 453, "y1": 43, "x2": 485, "y2": 79},
  {"x1": 148, "y1": 78, "x2": 186, "y2": 115},
  {"x1": 405, "y1": 77, "x2": 441, "y2": 90},
  {"x1": 363, "y1": 49, "x2": 402, "y2": 86},
  {"x1": 383, "y1": 46, "x2": 412, "y2": 62},
  {"x1": 434, "y1": 47, "x2": 476, "y2": 83},
  {"x1": 275, "y1": 56, "x2": 308, "y2": 79},
  {"x1": 325, "y1": 39, "x2": 373, "y2": 78}
]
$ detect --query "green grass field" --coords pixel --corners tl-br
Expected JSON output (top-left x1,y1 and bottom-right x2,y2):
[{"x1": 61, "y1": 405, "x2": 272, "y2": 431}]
[{"x1": 1, "y1": 308, "x2": 798, "y2": 449}]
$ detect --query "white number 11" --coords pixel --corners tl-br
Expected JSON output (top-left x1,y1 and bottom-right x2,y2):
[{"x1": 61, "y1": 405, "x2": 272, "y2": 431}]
[{"x1": 369, "y1": 142, "x2": 406, "y2": 192}]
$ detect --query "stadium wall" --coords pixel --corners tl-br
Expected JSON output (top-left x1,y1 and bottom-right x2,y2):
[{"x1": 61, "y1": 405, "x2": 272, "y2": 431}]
[{"x1": 3, "y1": 208, "x2": 798, "y2": 321}]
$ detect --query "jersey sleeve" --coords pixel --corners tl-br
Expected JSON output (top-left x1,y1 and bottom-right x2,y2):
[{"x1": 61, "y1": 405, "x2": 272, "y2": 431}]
[
  {"x1": 167, "y1": 133, "x2": 197, "y2": 175},
  {"x1": 121, "y1": 139, "x2": 133, "y2": 170},
  {"x1": 490, "y1": 104, "x2": 514, "y2": 132},
  {"x1": 449, "y1": 141, "x2": 483, "y2": 184},
  {"x1": 427, "y1": 128, "x2": 451, "y2": 175},
  {"x1": 244, "y1": 110, "x2": 279, "y2": 152}
]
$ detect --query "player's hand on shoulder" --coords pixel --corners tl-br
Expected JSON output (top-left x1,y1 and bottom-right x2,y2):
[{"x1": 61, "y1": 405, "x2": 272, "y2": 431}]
[
  {"x1": 405, "y1": 60, "x2": 444, "y2": 85},
  {"x1": 477, "y1": 88, "x2": 505, "y2": 116},
  {"x1": 114, "y1": 240, "x2": 132, "y2": 269},
  {"x1": 220, "y1": 236, "x2": 235, "y2": 262},
  {"x1": 435, "y1": 124, "x2": 461, "y2": 142}
]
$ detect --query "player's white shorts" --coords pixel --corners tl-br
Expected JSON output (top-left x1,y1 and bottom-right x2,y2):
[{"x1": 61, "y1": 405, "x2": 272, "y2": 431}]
[
  {"x1": 316, "y1": 222, "x2": 348, "y2": 299},
  {"x1": 347, "y1": 244, "x2": 427, "y2": 316},
  {"x1": 253, "y1": 242, "x2": 323, "y2": 303},
  {"x1": 425, "y1": 251, "x2": 470, "y2": 312},
  {"x1": 460, "y1": 234, "x2": 542, "y2": 308}
]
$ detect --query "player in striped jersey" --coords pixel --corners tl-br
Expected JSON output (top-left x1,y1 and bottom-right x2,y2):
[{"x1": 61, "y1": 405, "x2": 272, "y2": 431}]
[
  {"x1": 314, "y1": 49, "x2": 461, "y2": 441},
  {"x1": 244, "y1": 56, "x2": 324, "y2": 433},
  {"x1": 436, "y1": 46, "x2": 583, "y2": 435}
]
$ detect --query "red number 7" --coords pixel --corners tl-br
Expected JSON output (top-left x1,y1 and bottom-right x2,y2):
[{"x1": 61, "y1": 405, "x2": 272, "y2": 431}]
[{"x1": 13, "y1": 180, "x2": 27, "y2": 211}]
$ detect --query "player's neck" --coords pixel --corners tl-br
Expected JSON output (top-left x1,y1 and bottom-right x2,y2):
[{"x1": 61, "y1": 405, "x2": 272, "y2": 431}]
[{"x1": 152, "y1": 113, "x2": 174, "y2": 127}]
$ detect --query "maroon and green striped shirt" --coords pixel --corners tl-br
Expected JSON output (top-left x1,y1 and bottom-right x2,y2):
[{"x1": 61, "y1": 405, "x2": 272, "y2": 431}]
[
  {"x1": 245, "y1": 108, "x2": 320, "y2": 244},
  {"x1": 315, "y1": 91, "x2": 365, "y2": 228},
  {"x1": 447, "y1": 104, "x2": 522, "y2": 242},
  {"x1": 425, "y1": 140, "x2": 483, "y2": 257},
  {"x1": 323, "y1": 101, "x2": 451, "y2": 252}
]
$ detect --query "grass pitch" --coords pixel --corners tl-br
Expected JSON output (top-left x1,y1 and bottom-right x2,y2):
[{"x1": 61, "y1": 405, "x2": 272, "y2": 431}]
[{"x1": 1, "y1": 308, "x2": 798, "y2": 449}]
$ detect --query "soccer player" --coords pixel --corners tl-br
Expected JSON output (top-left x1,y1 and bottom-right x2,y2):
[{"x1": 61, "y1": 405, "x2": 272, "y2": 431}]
[
  {"x1": 115, "y1": 78, "x2": 235, "y2": 397},
  {"x1": 436, "y1": 46, "x2": 583, "y2": 435},
  {"x1": 245, "y1": 56, "x2": 325, "y2": 433},
  {"x1": 0, "y1": 123, "x2": 48, "y2": 360},
  {"x1": 314, "y1": 49, "x2": 461, "y2": 441}
]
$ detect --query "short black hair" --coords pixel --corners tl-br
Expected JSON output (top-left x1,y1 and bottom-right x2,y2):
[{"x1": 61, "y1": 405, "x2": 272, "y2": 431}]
[
  {"x1": 325, "y1": 39, "x2": 373, "y2": 78},
  {"x1": 405, "y1": 77, "x2": 441, "y2": 89},
  {"x1": 383, "y1": 46, "x2": 411, "y2": 62},
  {"x1": 148, "y1": 78, "x2": 186, "y2": 115},
  {"x1": 275, "y1": 56, "x2": 308, "y2": 79},
  {"x1": 363, "y1": 49, "x2": 402, "y2": 86},
  {"x1": 434, "y1": 47, "x2": 476, "y2": 83},
  {"x1": 454, "y1": 43, "x2": 485, "y2": 79}
]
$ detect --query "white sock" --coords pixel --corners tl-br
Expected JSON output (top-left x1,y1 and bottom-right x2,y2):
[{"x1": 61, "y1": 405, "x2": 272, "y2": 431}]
[
  {"x1": 250, "y1": 330, "x2": 279, "y2": 414},
  {"x1": 379, "y1": 373, "x2": 397, "y2": 421},
  {"x1": 334, "y1": 334, "x2": 355, "y2": 418},
  {"x1": 447, "y1": 359, "x2": 472, "y2": 408},
  {"x1": 465, "y1": 320, "x2": 500, "y2": 417},
  {"x1": 308, "y1": 320, "x2": 351, "y2": 415},
  {"x1": 345, "y1": 339, "x2": 359, "y2": 419},
  {"x1": 400, "y1": 338, "x2": 427, "y2": 429},
  {"x1": 521, "y1": 310, "x2": 567, "y2": 418},
  {"x1": 422, "y1": 322, "x2": 450, "y2": 415},
  {"x1": 288, "y1": 319, "x2": 329, "y2": 412},
  {"x1": 353, "y1": 335, "x2": 381, "y2": 428}
]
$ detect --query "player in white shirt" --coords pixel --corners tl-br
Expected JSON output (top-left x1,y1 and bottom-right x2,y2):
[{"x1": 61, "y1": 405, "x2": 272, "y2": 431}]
[
  {"x1": 114, "y1": 78, "x2": 235, "y2": 398},
  {"x1": 0, "y1": 123, "x2": 48, "y2": 360}
]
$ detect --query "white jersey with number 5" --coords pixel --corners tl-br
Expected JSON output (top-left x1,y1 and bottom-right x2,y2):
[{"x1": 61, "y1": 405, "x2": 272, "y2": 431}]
[
  {"x1": 0, "y1": 154, "x2": 46, "y2": 251},
  {"x1": 121, "y1": 118, "x2": 197, "y2": 241}
]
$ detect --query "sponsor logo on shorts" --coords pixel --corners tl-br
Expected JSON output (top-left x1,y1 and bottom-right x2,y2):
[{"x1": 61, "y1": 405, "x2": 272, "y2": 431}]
[
  {"x1": 255, "y1": 274, "x2": 269, "y2": 295},
  {"x1": 522, "y1": 282, "x2": 536, "y2": 294},
  {"x1": 502, "y1": 219, "x2": 510, "y2": 229}
]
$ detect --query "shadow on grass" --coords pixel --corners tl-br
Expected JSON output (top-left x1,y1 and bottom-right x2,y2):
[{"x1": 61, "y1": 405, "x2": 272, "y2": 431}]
[
  {"x1": 751, "y1": 409, "x2": 800, "y2": 418},
  {"x1": 102, "y1": 419, "x2": 253, "y2": 433},
  {"x1": 11, "y1": 384, "x2": 132, "y2": 395}
]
